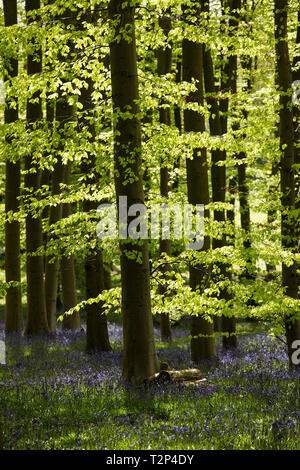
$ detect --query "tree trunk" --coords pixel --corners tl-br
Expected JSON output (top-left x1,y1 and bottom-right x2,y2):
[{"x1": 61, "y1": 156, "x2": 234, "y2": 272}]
[
  {"x1": 24, "y1": 0, "x2": 49, "y2": 335},
  {"x1": 75, "y1": 7, "x2": 111, "y2": 349},
  {"x1": 182, "y1": 1, "x2": 216, "y2": 361},
  {"x1": 223, "y1": 176, "x2": 238, "y2": 348},
  {"x1": 157, "y1": 15, "x2": 172, "y2": 341},
  {"x1": 86, "y1": 250, "x2": 112, "y2": 352},
  {"x1": 76, "y1": 59, "x2": 109, "y2": 343},
  {"x1": 61, "y1": 162, "x2": 81, "y2": 330},
  {"x1": 292, "y1": 10, "x2": 300, "y2": 293},
  {"x1": 173, "y1": 57, "x2": 182, "y2": 190},
  {"x1": 229, "y1": 1, "x2": 252, "y2": 280},
  {"x1": 44, "y1": 158, "x2": 64, "y2": 333},
  {"x1": 44, "y1": 5, "x2": 73, "y2": 333},
  {"x1": 61, "y1": 255, "x2": 80, "y2": 330},
  {"x1": 109, "y1": 0, "x2": 159, "y2": 381},
  {"x1": 104, "y1": 263, "x2": 112, "y2": 290},
  {"x1": 238, "y1": 54, "x2": 251, "y2": 259},
  {"x1": 4, "y1": 0, "x2": 23, "y2": 333},
  {"x1": 274, "y1": 0, "x2": 300, "y2": 367},
  {"x1": 202, "y1": 6, "x2": 237, "y2": 347},
  {"x1": 221, "y1": 0, "x2": 240, "y2": 345},
  {"x1": 41, "y1": 91, "x2": 55, "y2": 273},
  {"x1": 237, "y1": 0, "x2": 253, "y2": 255}
]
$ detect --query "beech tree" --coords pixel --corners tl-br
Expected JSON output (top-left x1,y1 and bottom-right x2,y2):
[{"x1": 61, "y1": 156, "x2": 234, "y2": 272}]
[
  {"x1": 45, "y1": 4, "x2": 73, "y2": 333},
  {"x1": 183, "y1": 0, "x2": 216, "y2": 361},
  {"x1": 202, "y1": 0, "x2": 237, "y2": 347},
  {"x1": 3, "y1": 0, "x2": 22, "y2": 333},
  {"x1": 78, "y1": 7, "x2": 111, "y2": 349},
  {"x1": 60, "y1": 162, "x2": 81, "y2": 331},
  {"x1": 157, "y1": 14, "x2": 172, "y2": 341},
  {"x1": 24, "y1": 0, "x2": 49, "y2": 336},
  {"x1": 109, "y1": 0, "x2": 159, "y2": 380},
  {"x1": 274, "y1": 0, "x2": 300, "y2": 367},
  {"x1": 292, "y1": 7, "x2": 300, "y2": 295}
]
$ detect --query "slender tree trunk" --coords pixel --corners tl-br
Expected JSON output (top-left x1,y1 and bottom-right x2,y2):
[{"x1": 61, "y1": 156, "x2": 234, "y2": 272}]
[
  {"x1": 24, "y1": 0, "x2": 49, "y2": 335},
  {"x1": 203, "y1": 2, "x2": 225, "y2": 333},
  {"x1": 214, "y1": 0, "x2": 241, "y2": 342},
  {"x1": 228, "y1": 0, "x2": 252, "y2": 281},
  {"x1": 85, "y1": 250, "x2": 112, "y2": 352},
  {"x1": 41, "y1": 168, "x2": 51, "y2": 275},
  {"x1": 238, "y1": 54, "x2": 251, "y2": 257},
  {"x1": 61, "y1": 162, "x2": 81, "y2": 330},
  {"x1": 4, "y1": 0, "x2": 23, "y2": 333},
  {"x1": 41, "y1": 88, "x2": 55, "y2": 272},
  {"x1": 202, "y1": 2, "x2": 237, "y2": 347},
  {"x1": 44, "y1": 5, "x2": 72, "y2": 333},
  {"x1": 44, "y1": 158, "x2": 64, "y2": 333},
  {"x1": 237, "y1": 1, "x2": 254, "y2": 257},
  {"x1": 274, "y1": 0, "x2": 300, "y2": 367},
  {"x1": 77, "y1": 7, "x2": 111, "y2": 349},
  {"x1": 46, "y1": 7, "x2": 81, "y2": 331},
  {"x1": 266, "y1": 164, "x2": 279, "y2": 276},
  {"x1": 182, "y1": 1, "x2": 216, "y2": 362},
  {"x1": 157, "y1": 15, "x2": 172, "y2": 341},
  {"x1": 203, "y1": 48, "x2": 223, "y2": 335},
  {"x1": 61, "y1": 254, "x2": 80, "y2": 330},
  {"x1": 40, "y1": 1, "x2": 55, "y2": 274},
  {"x1": 109, "y1": 0, "x2": 159, "y2": 381},
  {"x1": 237, "y1": 157, "x2": 251, "y2": 253},
  {"x1": 223, "y1": 176, "x2": 237, "y2": 347},
  {"x1": 292, "y1": 10, "x2": 300, "y2": 290},
  {"x1": 173, "y1": 57, "x2": 182, "y2": 190},
  {"x1": 219, "y1": 0, "x2": 240, "y2": 137}
]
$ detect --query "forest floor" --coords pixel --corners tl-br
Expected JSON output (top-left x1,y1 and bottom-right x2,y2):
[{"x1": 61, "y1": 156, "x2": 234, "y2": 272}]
[{"x1": 1, "y1": 319, "x2": 300, "y2": 450}]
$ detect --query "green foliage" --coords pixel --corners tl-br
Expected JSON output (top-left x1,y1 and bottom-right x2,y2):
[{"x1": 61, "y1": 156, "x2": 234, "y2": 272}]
[{"x1": 0, "y1": 0, "x2": 299, "y2": 335}]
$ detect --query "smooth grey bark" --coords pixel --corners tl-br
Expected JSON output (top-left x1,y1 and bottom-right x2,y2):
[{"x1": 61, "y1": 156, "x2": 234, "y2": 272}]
[
  {"x1": 24, "y1": 0, "x2": 49, "y2": 335},
  {"x1": 109, "y1": 0, "x2": 159, "y2": 381},
  {"x1": 4, "y1": 0, "x2": 23, "y2": 333},
  {"x1": 292, "y1": 10, "x2": 300, "y2": 291},
  {"x1": 182, "y1": 1, "x2": 216, "y2": 361},
  {"x1": 61, "y1": 161, "x2": 81, "y2": 330},
  {"x1": 44, "y1": 6, "x2": 73, "y2": 333},
  {"x1": 157, "y1": 15, "x2": 172, "y2": 341},
  {"x1": 237, "y1": 1, "x2": 252, "y2": 257},
  {"x1": 202, "y1": 0, "x2": 237, "y2": 347},
  {"x1": 274, "y1": 0, "x2": 300, "y2": 367},
  {"x1": 77, "y1": 7, "x2": 111, "y2": 349},
  {"x1": 173, "y1": 57, "x2": 182, "y2": 190},
  {"x1": 85, "y1": 250, "x2": 112, "y2": 352}
]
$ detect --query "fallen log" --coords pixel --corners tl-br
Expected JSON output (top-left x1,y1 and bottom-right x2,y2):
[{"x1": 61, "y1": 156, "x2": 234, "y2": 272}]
[
  {"x1": 168, "y1": 369, "x2": 203, "y2": 381},
  {"x1": 183, "y1": 378, "x2": 208, "y2": 387},
  {"x1": 147, "y1": 368, "x2": 206, "y2": 387}
]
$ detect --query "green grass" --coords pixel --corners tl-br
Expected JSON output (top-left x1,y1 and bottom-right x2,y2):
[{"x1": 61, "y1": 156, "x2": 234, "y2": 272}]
[{"x1": 1, "y1": 322, "x2": 300, "y2": 450}]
